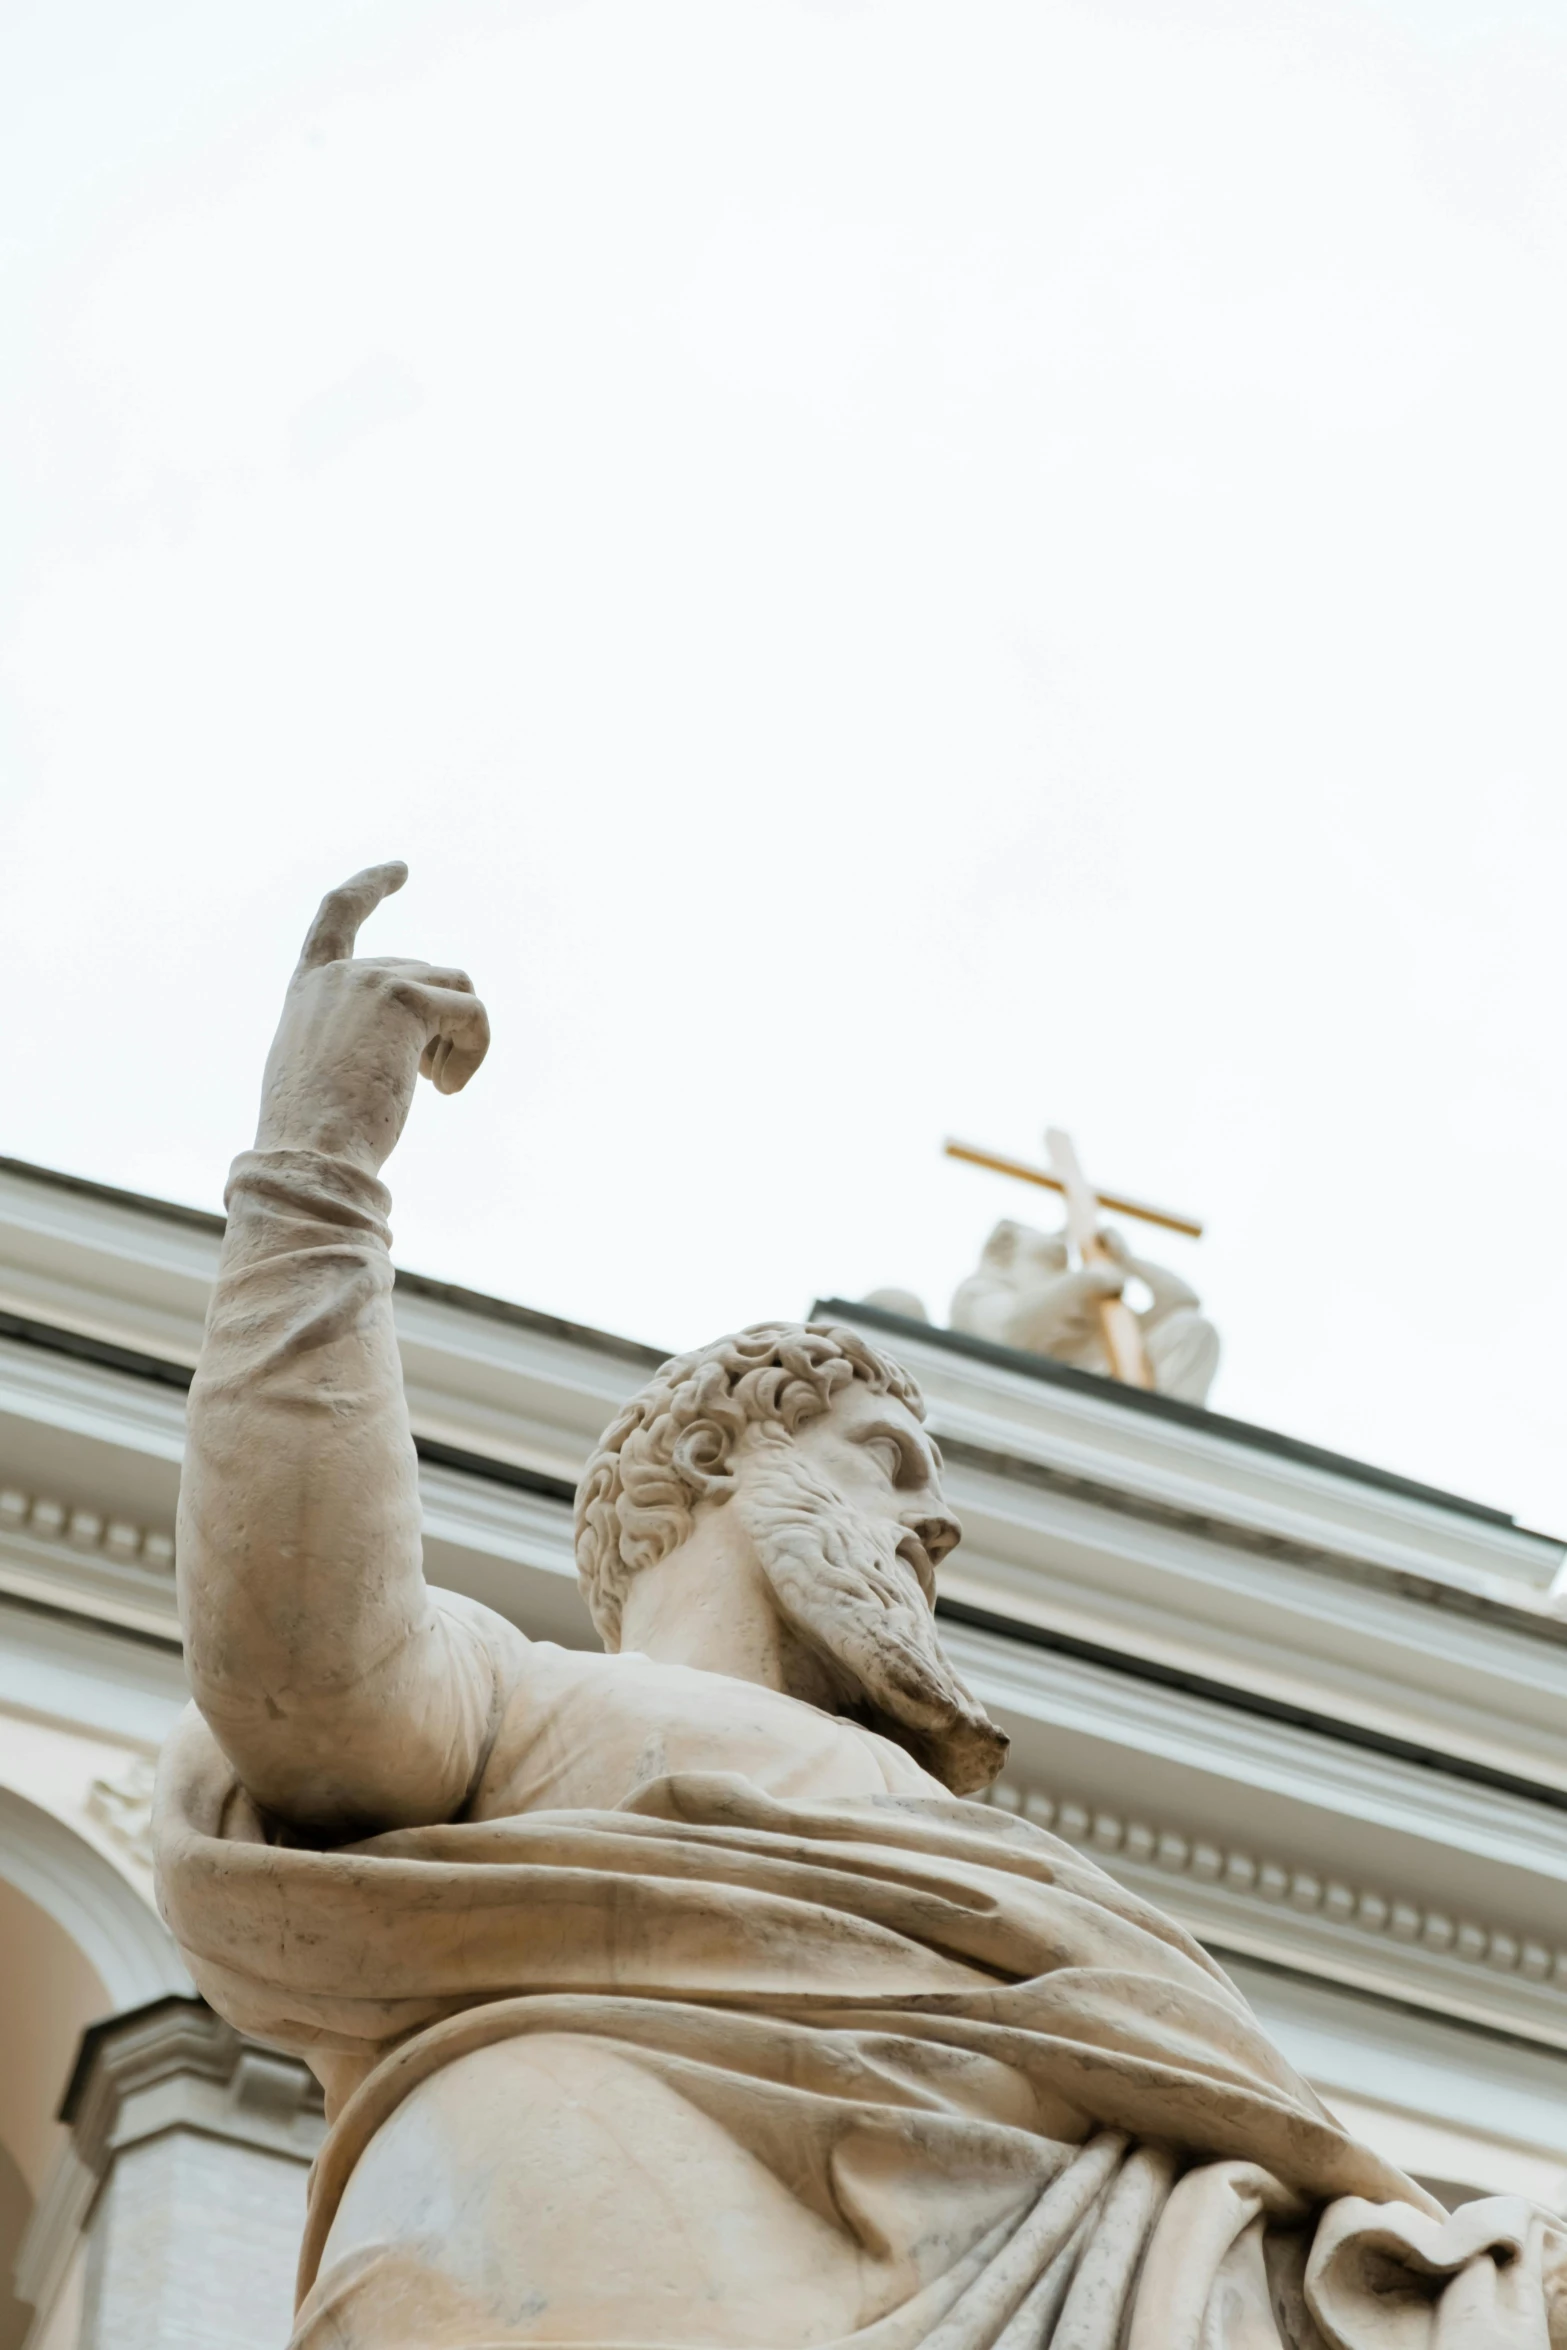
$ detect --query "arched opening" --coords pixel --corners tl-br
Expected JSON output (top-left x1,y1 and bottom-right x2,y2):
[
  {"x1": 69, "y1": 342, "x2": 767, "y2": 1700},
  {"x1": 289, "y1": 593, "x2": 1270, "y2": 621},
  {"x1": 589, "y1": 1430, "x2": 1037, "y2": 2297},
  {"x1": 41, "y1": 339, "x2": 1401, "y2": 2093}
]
[
  {"x1": 0, "y1": 1784, "x2": 187, "y2": 2347},
  {"x1": 0, "y1": 1879, "x2": 107, "y2": 2350}
]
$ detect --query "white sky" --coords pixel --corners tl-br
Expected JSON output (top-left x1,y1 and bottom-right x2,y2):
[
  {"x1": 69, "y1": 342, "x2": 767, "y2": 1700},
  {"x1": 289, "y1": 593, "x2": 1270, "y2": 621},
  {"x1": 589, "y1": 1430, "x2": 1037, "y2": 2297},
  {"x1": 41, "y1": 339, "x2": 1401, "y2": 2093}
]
[{"x1": 3, "y1": 0, "x2": 1565, "y2": 1530}]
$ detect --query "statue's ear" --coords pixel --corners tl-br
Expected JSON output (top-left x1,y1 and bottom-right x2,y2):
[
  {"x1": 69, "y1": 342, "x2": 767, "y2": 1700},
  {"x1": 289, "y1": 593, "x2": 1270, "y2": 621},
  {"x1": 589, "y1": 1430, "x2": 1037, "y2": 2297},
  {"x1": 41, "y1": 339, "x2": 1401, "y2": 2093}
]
[{"x1": 668, "y1": 1418, "x2": 740, "y2": 1510}]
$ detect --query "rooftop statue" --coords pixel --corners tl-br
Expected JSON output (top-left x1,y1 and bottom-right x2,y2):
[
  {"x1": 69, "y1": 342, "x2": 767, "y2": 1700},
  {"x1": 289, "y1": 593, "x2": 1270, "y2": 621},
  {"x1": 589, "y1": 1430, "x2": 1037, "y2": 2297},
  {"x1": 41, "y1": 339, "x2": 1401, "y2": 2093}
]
[
  {"x1": 156, "y1": 865, "x2": 1563, "y2": 2348},
  {"x1": 949, "y1": 1216, "x2": 1221, "y2": 1404}
]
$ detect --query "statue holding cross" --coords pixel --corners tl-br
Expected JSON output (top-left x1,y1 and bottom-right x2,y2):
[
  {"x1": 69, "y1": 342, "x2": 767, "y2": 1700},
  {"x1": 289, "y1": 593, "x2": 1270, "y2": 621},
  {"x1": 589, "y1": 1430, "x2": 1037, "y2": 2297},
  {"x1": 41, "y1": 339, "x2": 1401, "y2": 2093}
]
[{"x1": 942, "y1": 1131, "x2": 1221, "y2": 1405}]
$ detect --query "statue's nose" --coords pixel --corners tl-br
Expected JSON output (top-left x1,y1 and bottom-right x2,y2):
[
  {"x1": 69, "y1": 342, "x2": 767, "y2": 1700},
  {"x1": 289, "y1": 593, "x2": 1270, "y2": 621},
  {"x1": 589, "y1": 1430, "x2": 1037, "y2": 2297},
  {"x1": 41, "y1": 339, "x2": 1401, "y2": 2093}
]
[{"x1": 902, "y1": 1509, "x2": 962, "y2": 1576}]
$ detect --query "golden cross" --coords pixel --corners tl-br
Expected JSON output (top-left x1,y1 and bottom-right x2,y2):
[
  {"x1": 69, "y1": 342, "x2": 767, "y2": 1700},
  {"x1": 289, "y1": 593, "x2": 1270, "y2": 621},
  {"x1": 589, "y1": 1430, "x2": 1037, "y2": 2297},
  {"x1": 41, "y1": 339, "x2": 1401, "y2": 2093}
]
[{"x1": 943, "y1": 1130, "x2": 1205, "y2": 1391}]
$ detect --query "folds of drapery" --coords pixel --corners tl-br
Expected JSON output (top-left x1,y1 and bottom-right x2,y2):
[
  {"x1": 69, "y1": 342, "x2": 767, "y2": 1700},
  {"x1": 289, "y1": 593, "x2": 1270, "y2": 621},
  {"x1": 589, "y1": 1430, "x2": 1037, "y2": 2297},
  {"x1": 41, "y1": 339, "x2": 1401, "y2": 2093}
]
[
  {"x1": 154, "y1": 1713, "x2": 1404, "y2": 2190},
  {"x1": 288, "y1": 2108, "x2": 1562, "y2": 2350},
  {"x1": 156, "y1": 1713, "x2": 1564, "y2": 2347}
]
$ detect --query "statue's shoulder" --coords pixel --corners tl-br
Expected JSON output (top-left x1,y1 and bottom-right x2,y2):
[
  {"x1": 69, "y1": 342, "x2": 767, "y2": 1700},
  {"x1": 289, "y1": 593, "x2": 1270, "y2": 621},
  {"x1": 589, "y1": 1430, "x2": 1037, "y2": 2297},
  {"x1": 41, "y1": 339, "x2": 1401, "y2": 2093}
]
[
  {"x1": 428, "y1": 1584, "x2": 536, "y2": 1686},
  {"x1": 482, "y1": 1626, "x2": 632, "y2": 1716}
]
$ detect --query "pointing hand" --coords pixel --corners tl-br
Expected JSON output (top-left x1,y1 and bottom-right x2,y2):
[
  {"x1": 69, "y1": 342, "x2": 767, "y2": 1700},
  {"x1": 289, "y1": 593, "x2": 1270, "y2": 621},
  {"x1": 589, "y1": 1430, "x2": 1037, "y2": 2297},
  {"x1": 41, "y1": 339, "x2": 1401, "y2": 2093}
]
[{"x1": 254, "y1": 863, "x2": 491, "y2": 1176}]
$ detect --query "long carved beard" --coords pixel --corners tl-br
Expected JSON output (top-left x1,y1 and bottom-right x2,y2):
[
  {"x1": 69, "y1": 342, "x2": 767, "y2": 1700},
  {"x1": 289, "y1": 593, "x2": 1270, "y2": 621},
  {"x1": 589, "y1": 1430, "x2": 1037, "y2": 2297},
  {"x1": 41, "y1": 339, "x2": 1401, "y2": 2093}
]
[{"x1": 735, "y1": 1433, "x2": 1008, "y2": 1797}]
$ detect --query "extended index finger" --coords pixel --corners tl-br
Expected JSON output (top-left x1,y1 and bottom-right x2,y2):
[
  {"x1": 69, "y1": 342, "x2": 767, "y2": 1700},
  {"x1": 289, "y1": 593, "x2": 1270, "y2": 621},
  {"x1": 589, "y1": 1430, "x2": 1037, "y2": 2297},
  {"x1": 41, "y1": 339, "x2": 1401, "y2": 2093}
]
[{"x1": 297, "y1": 861, "x2": 409, "y2": 969}]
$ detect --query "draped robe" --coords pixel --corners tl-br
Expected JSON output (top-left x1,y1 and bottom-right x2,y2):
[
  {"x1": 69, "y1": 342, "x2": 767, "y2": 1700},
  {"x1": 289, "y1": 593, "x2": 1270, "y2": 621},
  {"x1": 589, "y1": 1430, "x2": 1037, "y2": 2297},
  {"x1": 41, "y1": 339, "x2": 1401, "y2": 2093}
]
[{"x1": 155, "y1": 1152, "x2": 1566, "y2": 2347}]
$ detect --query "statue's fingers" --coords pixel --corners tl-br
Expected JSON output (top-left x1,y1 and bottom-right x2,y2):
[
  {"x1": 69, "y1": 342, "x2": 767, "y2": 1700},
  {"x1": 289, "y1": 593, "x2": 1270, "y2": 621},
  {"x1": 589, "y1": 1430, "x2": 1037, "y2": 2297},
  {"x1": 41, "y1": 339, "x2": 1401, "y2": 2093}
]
[
  {"x1": 434, "y1": 1000, "x2": 490, "y2": 1093},
  {"x1": 298, "y1": 861, "x2": 408, "y2": 969},
  {"x1": 395, "y1": 982, "x2": 490, "y2": 1094},
  {"x1": 417, "y1": 971, "x2": 473, "y2": 1078},
  {"x1": 422, "y1": 1033, "x2": 465, "y2": 1088},
  {"x1": 1071, "y1": 1263, "x2": 1123, "y2": 1300}
]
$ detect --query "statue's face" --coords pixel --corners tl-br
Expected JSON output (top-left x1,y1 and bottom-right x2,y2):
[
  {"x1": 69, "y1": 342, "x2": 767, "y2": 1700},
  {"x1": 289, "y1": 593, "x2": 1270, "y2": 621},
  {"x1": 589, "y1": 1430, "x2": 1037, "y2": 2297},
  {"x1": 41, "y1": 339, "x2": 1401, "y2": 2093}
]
[
  {"x1": 730, "y1": 1380, "x2": 1004, "y2": 1794},
  {"x1": 787, "y1": 1382, "x2": 960, "y2": 1602},
  {"x1": 1017, "y1": 1228, "x2": 1070, "y2": 1278},
  {"x1": 984, "y1": 1218, "x2": 1069, "y2": 1282},
  {"x1": 982, "y1": 1218, "x2": 1022, "y2": 1270}
]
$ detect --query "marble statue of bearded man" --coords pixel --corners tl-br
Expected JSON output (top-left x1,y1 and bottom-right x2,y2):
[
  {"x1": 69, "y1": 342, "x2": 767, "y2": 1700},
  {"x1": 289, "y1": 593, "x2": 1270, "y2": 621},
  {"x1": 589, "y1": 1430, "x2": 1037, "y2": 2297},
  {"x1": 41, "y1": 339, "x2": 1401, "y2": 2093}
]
[{"x1": 156, "y1": 866, "x2": 1566, "y2": 2350}]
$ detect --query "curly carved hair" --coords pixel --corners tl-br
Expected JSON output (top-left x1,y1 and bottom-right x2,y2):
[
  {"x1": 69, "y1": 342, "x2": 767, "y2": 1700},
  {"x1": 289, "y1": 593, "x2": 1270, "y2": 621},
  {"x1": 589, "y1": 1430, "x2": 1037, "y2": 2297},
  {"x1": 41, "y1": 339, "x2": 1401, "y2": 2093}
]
[{"x1": 574, "y1": 1321, "x2": 927, "y2": 1648}]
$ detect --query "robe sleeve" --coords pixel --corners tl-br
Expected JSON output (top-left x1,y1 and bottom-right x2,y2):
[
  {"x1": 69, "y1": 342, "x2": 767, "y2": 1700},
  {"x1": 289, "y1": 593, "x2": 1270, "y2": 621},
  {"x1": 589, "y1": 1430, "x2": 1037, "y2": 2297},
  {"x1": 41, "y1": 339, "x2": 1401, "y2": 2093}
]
[{"x1": 175, "y1": 1147, "x2": 517, "y2": 1834}]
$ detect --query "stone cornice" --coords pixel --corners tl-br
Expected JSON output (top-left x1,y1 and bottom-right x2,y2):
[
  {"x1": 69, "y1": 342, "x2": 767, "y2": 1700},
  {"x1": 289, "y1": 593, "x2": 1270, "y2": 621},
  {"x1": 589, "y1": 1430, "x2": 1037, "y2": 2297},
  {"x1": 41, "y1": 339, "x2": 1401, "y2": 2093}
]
[
  {"x1": 1, "y1": 1480, "x2": 173, "y2": 1575},
  {"x1": 16, "y1": 1997, "x2": 322, "y2": 2328},
  {"x1": 0, "y1": 1469, "x2": 180, "y2": 1643},
  {"x1": 988, "y1": 1771, "x2": 1567, "y2": 2052},
  {"x1": 937, "y1": 1430, "x2": 1567, "y2": 1641},
  {"x1": 58, "y1": 1995, "x2": 323, "y2": 2158}
]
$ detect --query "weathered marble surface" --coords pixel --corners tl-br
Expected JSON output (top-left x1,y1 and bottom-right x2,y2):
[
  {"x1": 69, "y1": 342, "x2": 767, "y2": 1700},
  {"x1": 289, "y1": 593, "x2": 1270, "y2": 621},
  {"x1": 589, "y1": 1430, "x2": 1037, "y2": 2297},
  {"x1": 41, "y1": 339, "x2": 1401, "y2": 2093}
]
[{"x1": 156, "y1": 868, "x2": 1563, "y2": 2346}]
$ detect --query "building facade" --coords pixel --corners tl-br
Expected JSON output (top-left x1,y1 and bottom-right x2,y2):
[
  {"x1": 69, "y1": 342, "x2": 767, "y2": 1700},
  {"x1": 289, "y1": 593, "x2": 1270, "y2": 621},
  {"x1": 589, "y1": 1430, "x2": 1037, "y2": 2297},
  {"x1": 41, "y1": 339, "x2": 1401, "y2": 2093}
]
[{"x1": 2, "y1": 1155, "x2": 1566, "y2": 2346}]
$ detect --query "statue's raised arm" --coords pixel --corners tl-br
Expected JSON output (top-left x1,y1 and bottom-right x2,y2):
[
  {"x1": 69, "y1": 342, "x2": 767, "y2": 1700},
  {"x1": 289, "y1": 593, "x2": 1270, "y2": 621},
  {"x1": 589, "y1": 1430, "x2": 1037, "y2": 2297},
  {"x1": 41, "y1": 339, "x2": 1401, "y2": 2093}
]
[{"x1": 176, "y1": 863, "x2": 520, "y2": 1835}]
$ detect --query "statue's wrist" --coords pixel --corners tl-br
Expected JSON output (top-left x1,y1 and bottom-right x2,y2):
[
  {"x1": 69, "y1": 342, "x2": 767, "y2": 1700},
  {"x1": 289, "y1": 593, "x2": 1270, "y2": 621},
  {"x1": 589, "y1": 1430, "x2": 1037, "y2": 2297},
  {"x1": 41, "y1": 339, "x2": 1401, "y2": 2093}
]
[
  {"x1": 226, "y1": 1144, "x2": 395, "y2": 1233},
  {"x1": 252, "y1": 1115, "x2": 387, "y2": 1179}
]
